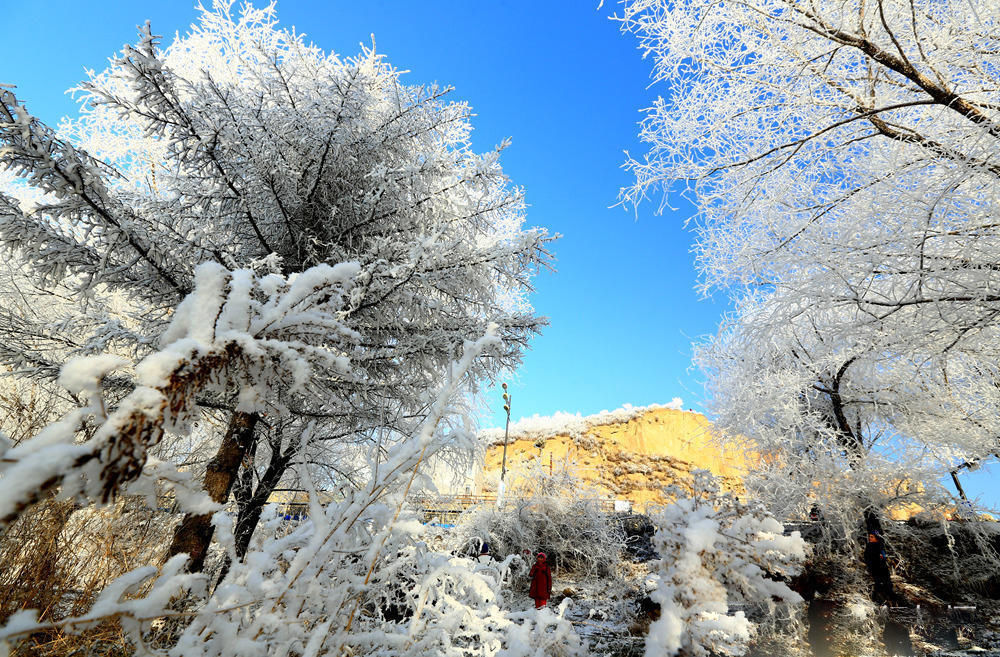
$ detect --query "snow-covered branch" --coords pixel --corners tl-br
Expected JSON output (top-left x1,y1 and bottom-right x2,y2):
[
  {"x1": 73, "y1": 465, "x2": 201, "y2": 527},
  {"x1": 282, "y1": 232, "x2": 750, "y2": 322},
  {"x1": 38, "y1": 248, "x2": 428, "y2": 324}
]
[{"x1": 0, "y1": 260, "x2": 359, "y2": 530}]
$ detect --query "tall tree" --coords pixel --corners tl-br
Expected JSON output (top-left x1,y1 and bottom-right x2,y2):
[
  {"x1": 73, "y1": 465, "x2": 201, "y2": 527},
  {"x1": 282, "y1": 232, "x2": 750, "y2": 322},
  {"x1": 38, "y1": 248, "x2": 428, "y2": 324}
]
[
  {"x1": 617, "y1": 0, "x2": 1000, "y2": 528},
  {"x1": 0, "y1": 2, "x2": 551, "y2": 569}
]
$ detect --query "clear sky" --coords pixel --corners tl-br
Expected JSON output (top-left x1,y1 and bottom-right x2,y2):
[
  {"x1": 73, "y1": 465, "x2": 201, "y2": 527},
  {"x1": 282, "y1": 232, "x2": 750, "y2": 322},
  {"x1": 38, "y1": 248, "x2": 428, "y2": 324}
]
[{"x1": 1, "y1": 0, "x2": 995, "y2": 506}]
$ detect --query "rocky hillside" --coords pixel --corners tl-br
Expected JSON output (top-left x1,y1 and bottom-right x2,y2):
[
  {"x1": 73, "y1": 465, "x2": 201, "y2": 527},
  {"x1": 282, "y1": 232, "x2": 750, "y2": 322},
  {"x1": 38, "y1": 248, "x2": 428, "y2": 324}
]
[{"x1": 477, "y1": 403, "x2": 757, "y2": 510}]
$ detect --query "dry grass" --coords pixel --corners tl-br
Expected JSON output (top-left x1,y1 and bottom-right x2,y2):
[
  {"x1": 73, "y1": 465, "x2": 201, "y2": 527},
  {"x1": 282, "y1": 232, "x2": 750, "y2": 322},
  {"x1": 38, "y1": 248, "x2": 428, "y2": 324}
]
[
  {"x1": 0, "y1": 365, "x2": 179, "y2": 655},
  {"x1": 0, "y1": 498, "x2": 175, "y2": 656}
]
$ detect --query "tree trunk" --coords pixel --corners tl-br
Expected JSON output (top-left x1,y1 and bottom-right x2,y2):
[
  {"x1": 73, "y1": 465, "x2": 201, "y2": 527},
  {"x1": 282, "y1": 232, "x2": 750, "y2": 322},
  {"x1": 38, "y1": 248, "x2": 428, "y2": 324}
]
[
  {"x1": 823, "y1": 360, "x2": 896, "y2": 602},
  {"x1": 234, "y1": 442, "x2": 292, "y2": 559},
  {"x1": 165, "y1": 410, "x2": 259, "y2": 572},
  {"x1": 214, "y1": 437, "x2": 294, "y2": 585},
  {"x1": 231, "y1": 436, "x2": 259, "y2": 518}
]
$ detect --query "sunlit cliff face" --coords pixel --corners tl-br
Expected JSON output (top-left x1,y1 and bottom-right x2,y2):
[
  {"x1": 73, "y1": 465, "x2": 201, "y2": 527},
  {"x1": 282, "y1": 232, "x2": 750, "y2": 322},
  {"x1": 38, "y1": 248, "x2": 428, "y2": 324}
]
[{"x1": 478, "y1": 406, "x2": 758, "y2": 511}]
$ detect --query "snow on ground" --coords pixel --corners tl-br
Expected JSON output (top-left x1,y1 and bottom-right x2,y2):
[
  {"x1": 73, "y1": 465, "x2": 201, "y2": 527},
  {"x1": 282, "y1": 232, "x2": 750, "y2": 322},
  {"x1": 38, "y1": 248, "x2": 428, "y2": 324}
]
[{"x1": 504, "y1": 570, "x2": 649, "y2": 657}]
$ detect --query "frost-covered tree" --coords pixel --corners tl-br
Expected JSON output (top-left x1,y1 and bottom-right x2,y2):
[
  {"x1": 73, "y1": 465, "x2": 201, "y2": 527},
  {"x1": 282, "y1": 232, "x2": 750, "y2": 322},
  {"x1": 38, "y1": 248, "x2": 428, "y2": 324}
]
[
  {"x1": 693, "y1": 294, "x2": 964, "y2": 528},
  {"x1": 617, "y1": 0, "x2": 1000, "y2": 525},
  {"x1": 0, "y1": 2, "x2": 551, "y2": 568}
]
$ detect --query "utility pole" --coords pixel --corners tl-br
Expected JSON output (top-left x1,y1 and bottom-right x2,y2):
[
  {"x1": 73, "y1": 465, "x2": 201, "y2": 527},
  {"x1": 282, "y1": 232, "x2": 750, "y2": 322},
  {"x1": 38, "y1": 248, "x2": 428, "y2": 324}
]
[{"x1": 498, "y1": 383, "x2": 511, "y2": 505}]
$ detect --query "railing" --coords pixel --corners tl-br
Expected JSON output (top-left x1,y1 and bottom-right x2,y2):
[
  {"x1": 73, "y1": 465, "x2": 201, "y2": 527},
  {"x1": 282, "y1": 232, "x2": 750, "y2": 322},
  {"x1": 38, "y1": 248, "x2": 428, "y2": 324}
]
[{"x1": 409, "y1": 494, "x2": 625, "y2": 525}]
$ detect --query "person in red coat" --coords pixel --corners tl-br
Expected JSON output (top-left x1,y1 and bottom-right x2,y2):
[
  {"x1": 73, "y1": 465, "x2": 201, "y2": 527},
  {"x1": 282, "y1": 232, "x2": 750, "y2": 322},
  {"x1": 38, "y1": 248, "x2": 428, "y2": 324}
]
[{"x1": 528, "y1": 552, "x2": 552, "y2": 609}]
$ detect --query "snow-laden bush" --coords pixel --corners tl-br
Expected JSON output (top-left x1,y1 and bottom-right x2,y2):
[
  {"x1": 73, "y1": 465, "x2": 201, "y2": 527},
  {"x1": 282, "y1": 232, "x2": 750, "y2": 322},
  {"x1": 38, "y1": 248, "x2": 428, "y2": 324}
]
[
  {"x1": 453, "y1": 466, "x2": 626, "y2": 579},
  {"x1": 645, "y1": 472, "x2": 807, "y2": 657},
  {"x1": 1, "y1": 498, "x2": 585, "y2": 657},
  {"x1": 164, "y1": 500, "x2": 583, "y2": 657}
]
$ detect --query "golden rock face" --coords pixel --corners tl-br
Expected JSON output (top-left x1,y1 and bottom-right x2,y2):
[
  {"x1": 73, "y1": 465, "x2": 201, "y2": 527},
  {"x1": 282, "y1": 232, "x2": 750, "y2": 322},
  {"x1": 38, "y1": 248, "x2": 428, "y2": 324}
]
[{"x1": 480, "y1": 407, "x2": 757, "y2": 512}]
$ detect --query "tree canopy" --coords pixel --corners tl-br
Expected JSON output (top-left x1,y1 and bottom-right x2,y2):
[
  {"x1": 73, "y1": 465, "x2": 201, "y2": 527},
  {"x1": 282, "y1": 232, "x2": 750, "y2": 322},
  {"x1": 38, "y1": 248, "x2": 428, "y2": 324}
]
[
  {"x1": 618, "y1": 0, "x2": 1000, "y2": 519},
  {"x1": 0, "y1": 1, "x2": 552, "y2": 566}
]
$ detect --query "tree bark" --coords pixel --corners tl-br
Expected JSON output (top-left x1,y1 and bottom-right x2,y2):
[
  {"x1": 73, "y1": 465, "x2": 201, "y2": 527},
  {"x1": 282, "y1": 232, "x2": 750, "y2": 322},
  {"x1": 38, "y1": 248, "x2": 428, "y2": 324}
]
[
  {"x1": 231, "y1": 435, "x2": 259, "y2": 519},
  {"x1": 826, "y1": 357, "x2": 865, "y2": 461},
  {"x1": 165, "y1": 410, "x2": 259, "y2": 572},
  {"x1": 213, "y1": 437, "x2": 294, "y2": 585},
  {"x1": 234, "y1": 441, "x2": 293, "y2": 559}
]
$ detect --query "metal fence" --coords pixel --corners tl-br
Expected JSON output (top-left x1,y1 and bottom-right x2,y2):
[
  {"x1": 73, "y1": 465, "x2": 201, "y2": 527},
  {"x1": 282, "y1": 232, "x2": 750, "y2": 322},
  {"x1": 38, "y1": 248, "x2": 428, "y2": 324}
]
[{"x1": 409, "y1": 494, "x2": 625, "y2": 525}]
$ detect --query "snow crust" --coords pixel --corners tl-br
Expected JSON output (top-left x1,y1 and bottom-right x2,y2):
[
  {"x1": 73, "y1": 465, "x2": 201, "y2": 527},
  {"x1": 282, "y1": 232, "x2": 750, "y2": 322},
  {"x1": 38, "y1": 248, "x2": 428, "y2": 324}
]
[{"x1": 481, "y1": 399, "x2": 686, "y2": 445}]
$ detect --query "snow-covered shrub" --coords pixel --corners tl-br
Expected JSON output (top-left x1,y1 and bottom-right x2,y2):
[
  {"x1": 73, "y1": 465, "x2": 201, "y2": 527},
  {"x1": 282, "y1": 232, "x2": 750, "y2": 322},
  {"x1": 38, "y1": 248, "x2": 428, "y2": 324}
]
[
  {"x1": 155, "y1": 477, "x2": 583, "y2": 657},
  {"x1": 645, "y1": 471, "x2": 807, "y2": 657},
  {"x1": 453, "y1": 467, "x2": 627, "y2": 578},
  {"x1": 1, "y1": 445, "x2": 584, "y2": 657},
  {"x1": 499, "y1": 601, "x2": 584, "y2": 657}
]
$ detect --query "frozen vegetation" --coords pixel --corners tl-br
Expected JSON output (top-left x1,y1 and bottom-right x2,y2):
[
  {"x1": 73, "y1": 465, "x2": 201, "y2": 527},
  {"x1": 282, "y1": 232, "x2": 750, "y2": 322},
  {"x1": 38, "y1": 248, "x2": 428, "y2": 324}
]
[
  {"x1": 613, "y1": 0, "x2": 1000, "y2": 653},
  {"x1": 4, "y1": 0, "x2": 1000, "y2": 655}
]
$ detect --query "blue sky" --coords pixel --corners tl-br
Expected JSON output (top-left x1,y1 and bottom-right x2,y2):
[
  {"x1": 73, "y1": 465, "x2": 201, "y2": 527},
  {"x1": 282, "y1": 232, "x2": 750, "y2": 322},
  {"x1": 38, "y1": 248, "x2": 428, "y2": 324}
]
[{"x1": 2, "y1": 0, "x2": 995, "y2": 505}]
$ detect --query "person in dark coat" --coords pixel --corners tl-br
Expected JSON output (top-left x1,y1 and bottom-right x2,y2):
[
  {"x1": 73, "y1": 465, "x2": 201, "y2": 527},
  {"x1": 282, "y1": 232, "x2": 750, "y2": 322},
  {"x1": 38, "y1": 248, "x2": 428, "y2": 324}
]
[
  {"x1": 863, "y1": 511, "x2": 894, "y2": 602},
  {"x1": 528, "y1": 552, "x2": 552, "y2": 609}
]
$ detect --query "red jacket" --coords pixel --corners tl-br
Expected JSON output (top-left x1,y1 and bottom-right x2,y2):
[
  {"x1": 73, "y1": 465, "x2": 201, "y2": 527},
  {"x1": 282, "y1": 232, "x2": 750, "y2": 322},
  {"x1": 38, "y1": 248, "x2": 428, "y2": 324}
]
[{"x1": 528, "y1": 561, "x2": 552, "y2": 600}]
